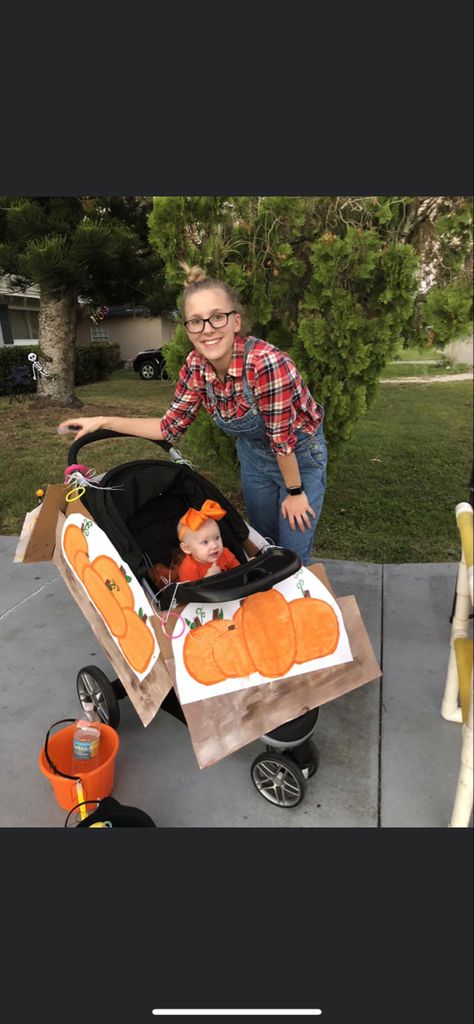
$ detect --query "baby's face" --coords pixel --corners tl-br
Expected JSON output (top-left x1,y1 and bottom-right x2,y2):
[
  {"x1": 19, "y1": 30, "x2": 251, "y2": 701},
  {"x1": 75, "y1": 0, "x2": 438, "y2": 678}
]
[{"x1": 181, "y1": 518, "x2": 224, "y2": 564}]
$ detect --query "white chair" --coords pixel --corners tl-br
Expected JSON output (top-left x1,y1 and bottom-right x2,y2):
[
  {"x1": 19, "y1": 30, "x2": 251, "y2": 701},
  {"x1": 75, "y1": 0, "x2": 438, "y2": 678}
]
[{"x1": 441, "y1": 503, "x2": 473, "y2": 828}]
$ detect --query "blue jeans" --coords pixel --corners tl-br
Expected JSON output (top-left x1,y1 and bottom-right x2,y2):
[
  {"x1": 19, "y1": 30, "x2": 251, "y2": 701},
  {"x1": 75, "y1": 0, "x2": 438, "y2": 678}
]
[{"x1": 237, "y1": 426, "x2": 327, "y2": 565}]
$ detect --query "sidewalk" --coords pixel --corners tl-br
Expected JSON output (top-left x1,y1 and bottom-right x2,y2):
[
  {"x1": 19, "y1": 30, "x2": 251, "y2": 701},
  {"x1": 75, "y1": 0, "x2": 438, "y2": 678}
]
[
  {"x1": 381, "y1": 373, "x2": 473, "y2": 383},
  {"x1": 0, "y1": 536, "x2": 468, "y2": 828}
]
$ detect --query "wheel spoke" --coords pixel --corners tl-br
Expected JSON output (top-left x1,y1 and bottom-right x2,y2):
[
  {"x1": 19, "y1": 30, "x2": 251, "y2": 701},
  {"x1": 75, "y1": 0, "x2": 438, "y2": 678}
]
[{"x1": 252, "y1": 759, "x2": 302, "y2": 807}]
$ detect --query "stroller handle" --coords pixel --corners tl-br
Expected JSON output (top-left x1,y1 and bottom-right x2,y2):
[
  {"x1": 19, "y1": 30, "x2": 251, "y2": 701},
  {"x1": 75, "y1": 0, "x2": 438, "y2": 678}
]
[
  {"x1": 156, "y1": 547, "x2": 302, "y2": 608},
  {"x1": 67, "y1": 429, "x2": 178, "y2": 466}
]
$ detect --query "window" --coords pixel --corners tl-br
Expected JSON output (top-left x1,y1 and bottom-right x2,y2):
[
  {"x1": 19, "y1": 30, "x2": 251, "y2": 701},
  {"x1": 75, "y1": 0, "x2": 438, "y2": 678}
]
[
  {"x1": 9, "y1": 308, "x2": 39, "y2": 341},
  {"x1": 90, "y1": 324, "x2": 109, "y2": 342}
]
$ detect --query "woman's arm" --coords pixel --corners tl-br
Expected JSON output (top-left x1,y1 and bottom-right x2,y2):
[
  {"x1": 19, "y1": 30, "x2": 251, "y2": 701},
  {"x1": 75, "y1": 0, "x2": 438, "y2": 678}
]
[
  {"x1": 59, "y1": 356, "x2": 204, "y2": 442},
  {"x1": 277, "y1": 452, "x2": 316, "y2": 533},
  {"x1": 58, "y1": 414, "x2": 165, "y2": 441},
  {"x1": 276, "y1": 452, "x2": 302, "y2": 490}
]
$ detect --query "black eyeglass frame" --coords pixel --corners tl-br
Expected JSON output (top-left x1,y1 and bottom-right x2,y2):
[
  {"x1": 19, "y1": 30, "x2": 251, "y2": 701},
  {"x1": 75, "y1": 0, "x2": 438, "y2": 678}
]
[{"x1": 183, "y1": 310, "x2": 237, "y2": 334}]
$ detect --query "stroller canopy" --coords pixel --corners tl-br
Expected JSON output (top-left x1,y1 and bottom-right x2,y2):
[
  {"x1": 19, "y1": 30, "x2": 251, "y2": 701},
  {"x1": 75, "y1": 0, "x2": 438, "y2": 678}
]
[{"x1": 82, "y1": 458, "x2": 250, "y2": 583}]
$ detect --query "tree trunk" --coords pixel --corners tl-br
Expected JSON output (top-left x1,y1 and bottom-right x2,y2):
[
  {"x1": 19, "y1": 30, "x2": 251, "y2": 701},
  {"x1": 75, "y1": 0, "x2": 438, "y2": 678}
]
[{"x1": 35, "y1": 291, "x2": 82, "y2": 407}]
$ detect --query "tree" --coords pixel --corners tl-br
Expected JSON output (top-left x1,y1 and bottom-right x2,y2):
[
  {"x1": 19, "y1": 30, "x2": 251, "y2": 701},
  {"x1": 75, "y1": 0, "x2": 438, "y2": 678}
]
[
  {"x1": 149, "y1": 196, "x2": 472, "y2": 455},
  {"x1": 148, "y1": 197, "x2": 423, "y2": 455},
  {"x1": 0, "y1": 196, "x2": 176, "y2": 406}
]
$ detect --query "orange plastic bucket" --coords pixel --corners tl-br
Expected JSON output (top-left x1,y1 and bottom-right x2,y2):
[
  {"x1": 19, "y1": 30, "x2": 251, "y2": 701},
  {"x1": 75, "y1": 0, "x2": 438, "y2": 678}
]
[{"x1": 39, "y1": 721, "x2": 120, "y2": 811}]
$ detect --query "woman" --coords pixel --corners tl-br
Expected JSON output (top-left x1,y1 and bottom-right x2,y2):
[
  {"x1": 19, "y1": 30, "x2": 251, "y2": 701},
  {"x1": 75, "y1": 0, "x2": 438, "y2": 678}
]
[{"x1": 59, "y1": 266, "x2": 327, "y2": 565}]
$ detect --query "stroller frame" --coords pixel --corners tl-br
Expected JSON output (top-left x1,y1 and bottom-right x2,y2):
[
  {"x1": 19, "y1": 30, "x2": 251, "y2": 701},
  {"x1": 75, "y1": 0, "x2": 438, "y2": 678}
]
[{"x1": 69, "y1": 429, "x2": 320, "y2": 808}]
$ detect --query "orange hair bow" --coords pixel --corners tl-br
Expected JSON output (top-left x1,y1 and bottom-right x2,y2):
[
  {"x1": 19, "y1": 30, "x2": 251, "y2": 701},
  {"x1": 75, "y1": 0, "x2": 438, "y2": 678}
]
[{"x1": 178, "y1": 500, "x2": 227, "y2": 540}]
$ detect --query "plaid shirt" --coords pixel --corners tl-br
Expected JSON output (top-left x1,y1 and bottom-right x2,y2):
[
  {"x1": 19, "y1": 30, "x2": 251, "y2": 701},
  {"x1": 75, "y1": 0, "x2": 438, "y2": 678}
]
[{"x1": 160, "y1": 335, "x2": 322, "y2": 456}]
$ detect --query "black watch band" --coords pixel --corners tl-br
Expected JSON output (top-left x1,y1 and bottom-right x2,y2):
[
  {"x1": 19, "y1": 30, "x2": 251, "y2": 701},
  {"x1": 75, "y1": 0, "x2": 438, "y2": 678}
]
[{"x1": 286, "y1": 485, "x2": 304, "y2": 496}]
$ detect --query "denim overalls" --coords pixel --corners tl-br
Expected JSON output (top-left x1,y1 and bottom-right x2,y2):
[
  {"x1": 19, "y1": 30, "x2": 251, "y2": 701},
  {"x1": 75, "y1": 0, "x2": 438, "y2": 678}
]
[{"x1": 205, "y1": 337, "x2": 327, "y2": 565}]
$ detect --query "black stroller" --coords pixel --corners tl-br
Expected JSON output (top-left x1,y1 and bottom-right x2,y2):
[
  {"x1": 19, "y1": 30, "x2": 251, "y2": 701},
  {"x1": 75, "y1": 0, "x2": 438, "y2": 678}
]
[{"x1": 69, "y1": 430, "x2": 320, "y2": 808}]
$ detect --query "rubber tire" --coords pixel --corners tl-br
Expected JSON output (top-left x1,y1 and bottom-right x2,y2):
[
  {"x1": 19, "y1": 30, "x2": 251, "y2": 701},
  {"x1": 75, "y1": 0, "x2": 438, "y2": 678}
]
[
  {"x1": 76, "y1": 665, "x2": 120, "y2": 729},
  {"x1": 111, "y1": 678, "x2": 127, "y2": 700},
  {"x1": 304, "y1": 740, "x2": 320, "y2": 779},
  {"x1": 250, "y1": 751, "x2": 306, "y2": 808},
  {"x1": 139, "y1": 361, "x2": 158, "y2": 380}
]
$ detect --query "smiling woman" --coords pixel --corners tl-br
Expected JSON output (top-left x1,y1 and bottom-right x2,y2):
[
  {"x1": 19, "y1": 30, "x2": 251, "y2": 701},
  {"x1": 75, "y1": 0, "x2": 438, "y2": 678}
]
[{"x1": 59, "y1": 265, "x2": 328, "y2": 565}]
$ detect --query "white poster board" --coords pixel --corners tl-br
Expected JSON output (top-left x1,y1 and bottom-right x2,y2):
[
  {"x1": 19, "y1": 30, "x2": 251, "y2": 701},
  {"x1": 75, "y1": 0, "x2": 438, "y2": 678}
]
[
  {"x1": 171, "y1": 566, "x2": 353, "y2": 705},
  {"x1": 61, "y1": 513, "x2": 160, "y2": 681}
]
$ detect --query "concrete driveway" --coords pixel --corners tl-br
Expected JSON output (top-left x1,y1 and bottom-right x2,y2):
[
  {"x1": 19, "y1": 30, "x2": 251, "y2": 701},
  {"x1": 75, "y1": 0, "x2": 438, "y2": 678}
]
[{"x1": 0, "y1": 536, "x2": 467, "y2": 828}]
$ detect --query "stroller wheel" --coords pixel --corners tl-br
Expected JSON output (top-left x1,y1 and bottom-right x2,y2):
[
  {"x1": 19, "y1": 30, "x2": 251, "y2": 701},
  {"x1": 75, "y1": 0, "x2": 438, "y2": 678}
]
[
  {"x1": 297, "y1": 740, "x2": 320, "y2": 780},
  {"x1": 76, "y1": 665, "x2": 120, "y2": 729},
  {"x1": 250, "y1": 751, "x2": 306, "y2": 808}
]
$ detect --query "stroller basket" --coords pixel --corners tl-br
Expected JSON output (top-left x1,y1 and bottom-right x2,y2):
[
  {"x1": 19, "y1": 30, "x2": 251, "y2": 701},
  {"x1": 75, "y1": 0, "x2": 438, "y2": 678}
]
[{"x1": 67, "y1": 429, "x2": 301, "y2": 608}]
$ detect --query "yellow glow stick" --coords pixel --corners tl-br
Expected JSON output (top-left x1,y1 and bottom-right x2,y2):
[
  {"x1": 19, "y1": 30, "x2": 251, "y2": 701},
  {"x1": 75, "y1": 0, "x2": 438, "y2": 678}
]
[{"x1": 75, "y1": 780, "x2": 88, "y2": 821}]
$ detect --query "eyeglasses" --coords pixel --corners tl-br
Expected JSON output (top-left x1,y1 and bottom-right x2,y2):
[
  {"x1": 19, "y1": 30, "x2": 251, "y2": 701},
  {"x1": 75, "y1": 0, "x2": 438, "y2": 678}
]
[{"x1": 183, "y1": 310, "x2": 237, "y2": 334}]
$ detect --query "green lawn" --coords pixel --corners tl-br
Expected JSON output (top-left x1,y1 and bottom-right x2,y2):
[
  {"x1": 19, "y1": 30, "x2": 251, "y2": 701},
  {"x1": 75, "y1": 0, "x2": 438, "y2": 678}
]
[{"x1": 1, "y1": 370, "x2": 472, "y2": 562}]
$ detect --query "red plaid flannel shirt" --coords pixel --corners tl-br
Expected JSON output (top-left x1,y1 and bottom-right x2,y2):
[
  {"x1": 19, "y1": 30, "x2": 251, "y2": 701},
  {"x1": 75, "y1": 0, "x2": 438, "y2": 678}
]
[{"x1": 159, "y1": 336, "x2": 322, "y2": 455}]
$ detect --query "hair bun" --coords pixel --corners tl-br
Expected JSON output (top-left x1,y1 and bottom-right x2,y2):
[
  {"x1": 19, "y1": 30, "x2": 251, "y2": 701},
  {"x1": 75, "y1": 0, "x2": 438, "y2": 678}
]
[{"x1": 180, "y1": 261, "x2": 208, "y2": 286}]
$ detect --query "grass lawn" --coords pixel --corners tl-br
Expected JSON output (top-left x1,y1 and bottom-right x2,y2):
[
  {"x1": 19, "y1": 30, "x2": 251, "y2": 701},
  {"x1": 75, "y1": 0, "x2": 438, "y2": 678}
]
[{"x1": 1, "y1": 370, "x2": 472, "y2": 563}]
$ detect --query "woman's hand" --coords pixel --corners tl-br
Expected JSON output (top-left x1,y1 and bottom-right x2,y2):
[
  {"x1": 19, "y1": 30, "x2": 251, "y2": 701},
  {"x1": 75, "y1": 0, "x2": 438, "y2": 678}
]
[
  {"x1": 281, "y1": 492, "x2": 316, "y2": 532},
  {"x1": 58, "y1": 416, "x2": 107, "y2": 440}
]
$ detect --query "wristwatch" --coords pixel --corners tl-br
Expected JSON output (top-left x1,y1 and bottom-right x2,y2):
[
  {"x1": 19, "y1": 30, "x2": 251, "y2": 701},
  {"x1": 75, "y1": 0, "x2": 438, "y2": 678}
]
[{"x1": 286, "y1": 485, "x2": 304, "y2": 496}]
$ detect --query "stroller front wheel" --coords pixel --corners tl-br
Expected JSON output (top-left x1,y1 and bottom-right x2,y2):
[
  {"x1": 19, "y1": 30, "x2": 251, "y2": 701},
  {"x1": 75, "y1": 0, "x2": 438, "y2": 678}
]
[
  {"x1": 76, "y1": 665, "x2": 120, "y2": 729},
  {"x1": 250, "y1": 751, "x2": 306, "y2": 808}
]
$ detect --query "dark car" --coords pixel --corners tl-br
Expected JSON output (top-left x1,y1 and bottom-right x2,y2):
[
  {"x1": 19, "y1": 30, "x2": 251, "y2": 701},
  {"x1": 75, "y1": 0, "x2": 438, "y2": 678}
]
[{"x1": 132, "y1": 348, "x2": 170, "y2": 381}]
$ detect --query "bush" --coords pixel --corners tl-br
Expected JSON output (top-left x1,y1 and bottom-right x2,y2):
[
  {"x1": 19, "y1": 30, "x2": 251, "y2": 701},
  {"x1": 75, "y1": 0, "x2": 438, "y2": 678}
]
[
  {"x1": 0, "y1": 342, "x2": 120, "y2": 394},
  {"x1": 0, "y1": 345, "x2": 39, "y2": 379},
  {"x1": 74, "y1": 343, "x2": 120, "y2": 384}
]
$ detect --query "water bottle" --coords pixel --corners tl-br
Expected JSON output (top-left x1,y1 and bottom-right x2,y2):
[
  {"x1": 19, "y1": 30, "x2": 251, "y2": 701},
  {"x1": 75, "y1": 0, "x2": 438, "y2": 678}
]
[{"x1": 72, "y1": 701, "x2": 101, "y2": 774}]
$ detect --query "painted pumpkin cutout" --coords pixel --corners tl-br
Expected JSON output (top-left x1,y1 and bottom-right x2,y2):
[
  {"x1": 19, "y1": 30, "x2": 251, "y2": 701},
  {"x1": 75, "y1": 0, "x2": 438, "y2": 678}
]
[
  {"x1": 63, "y1": 523, "x2": 88, "y2": 566},
  {"x1": 232, "y1": 605, "x2": 244, "y2": 629},
  {"x1": 241, "y1": 589, "x2": 296, "y2": 677},
  {"x1": 289, "y1": 595, "x2": 339, "y2": 662},
  {"x1": 183, "y1": 618, "x2": 231, "y2": 685},
  {"x1": 82, "y1": 564, "x2": 127, "y2": 638},
  {"x1": 213, "y1": 624, "x2": 255, "y2": 679},
  {"x1": 119, "y1": 608, "x2": 156, "y2": 674},
  {"x1": 91, "y1": 555, "x2": 134, "y2": 609},
  {"x1": 73, "y1": 549, "x2": 90, "y2": 581}
]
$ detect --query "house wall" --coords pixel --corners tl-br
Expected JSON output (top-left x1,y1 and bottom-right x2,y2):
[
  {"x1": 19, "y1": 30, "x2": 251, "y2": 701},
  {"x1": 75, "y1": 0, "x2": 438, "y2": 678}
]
[
  {"x1": 0, "y1": 277, "x2": 40, "y2": 346},
  {"x1": 75, "y1": 314, "x2": 176, "y2": 360},
  {"x1": 444, "y1": 334, "x2": 473, "y2": 366}
]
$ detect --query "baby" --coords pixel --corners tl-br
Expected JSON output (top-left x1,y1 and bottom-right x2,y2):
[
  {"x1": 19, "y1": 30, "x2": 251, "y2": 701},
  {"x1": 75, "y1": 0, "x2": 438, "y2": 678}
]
[{"x1": 177, "y1": 500, "x2": 241, "y2": 582}]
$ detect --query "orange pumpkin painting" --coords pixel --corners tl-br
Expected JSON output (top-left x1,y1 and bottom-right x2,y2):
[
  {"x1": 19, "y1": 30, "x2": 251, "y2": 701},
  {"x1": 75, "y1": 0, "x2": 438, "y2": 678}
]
[
  {"x1": 213, "y1": 623, "x2": 255, "y2": 679},
  {"x1": 63, "y1": 523, "x2": 88, "y2": 566},
  {"x1": 82, "y1": 564, "x2": 127, "y2": 639},
  {"x1": 90, "y1": 555, "x2": 134, "y2": 609},
  {"x1": 289, "y1": 596, "x2": 339, "y2": 662},
  {"x1": 183, "y1": 619, "x2": 231, "y2": 685},
  {"x1": 181, "y1": 588, "x2": 342, "y2": 687},
  {"x1": 73, "y1": 549, "x2": 90, "y2": 581},
  {"x1": 241, "y1": 589, "x2": 296, "y2": 677},
  {"x1": 232, "y1": 606, "x2": 244, "y2": 629},
  {"x1": 119, "y1": 608, "x2": 156, "y2": 674}
]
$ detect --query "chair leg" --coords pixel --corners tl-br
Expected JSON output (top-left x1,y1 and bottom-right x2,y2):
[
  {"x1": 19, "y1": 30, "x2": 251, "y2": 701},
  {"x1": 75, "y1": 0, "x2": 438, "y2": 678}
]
[
  {"x1": 441, "y1": 560, "x2": 471, "y2": 723},
  {"x1": 450, "y1": 691, "x2": 473, "y2": 828}
]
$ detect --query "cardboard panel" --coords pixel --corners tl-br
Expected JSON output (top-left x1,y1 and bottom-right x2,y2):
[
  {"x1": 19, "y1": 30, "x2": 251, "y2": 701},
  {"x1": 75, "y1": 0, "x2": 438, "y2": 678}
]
[
  {"x1": 52, "y1": 514, "x2": 172, "y2": 726},
  {"x1": 177, "y1": 594, "x2": 381, "y2": 768},
  {"x1": 15, "y1": 484, "x2": 70, "y2": 563}
]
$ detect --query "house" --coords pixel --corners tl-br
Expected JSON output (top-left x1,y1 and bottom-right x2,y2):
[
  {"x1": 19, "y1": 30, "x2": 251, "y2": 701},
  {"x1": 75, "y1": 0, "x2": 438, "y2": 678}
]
[
  {"x1": 75, "y1": 302, "x2": 177, "y2": 361},
  {"x1": 0, "y1": 278, "x2": 176, "y2": 360},
  {"x1": 0, "y1": 277, "x2": 40, "y2": 346}
]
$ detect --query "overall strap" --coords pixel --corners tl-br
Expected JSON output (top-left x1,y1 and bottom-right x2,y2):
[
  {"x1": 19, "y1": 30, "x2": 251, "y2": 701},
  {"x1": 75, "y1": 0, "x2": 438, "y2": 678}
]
[{"x1": 242, "y1": 336, "x2": 259, "y2": 403}]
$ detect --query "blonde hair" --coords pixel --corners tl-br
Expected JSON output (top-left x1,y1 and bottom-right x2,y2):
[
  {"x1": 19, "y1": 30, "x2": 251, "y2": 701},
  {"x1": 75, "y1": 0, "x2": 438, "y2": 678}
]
[{"x1": 180, "y1": 262, "x2": 246, "y2": 328}]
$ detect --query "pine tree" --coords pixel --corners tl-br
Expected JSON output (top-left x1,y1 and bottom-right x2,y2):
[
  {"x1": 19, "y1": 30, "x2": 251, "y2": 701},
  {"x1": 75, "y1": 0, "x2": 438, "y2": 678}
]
[{"x1": 0, "y1": 196, "x2": 175, "y2": 406}]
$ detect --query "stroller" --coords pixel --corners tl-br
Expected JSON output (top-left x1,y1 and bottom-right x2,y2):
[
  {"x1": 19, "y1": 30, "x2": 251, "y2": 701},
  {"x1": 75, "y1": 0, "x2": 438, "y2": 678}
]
[{"x1": 68, "y1": 429, "x2": 320, "y2": 808}]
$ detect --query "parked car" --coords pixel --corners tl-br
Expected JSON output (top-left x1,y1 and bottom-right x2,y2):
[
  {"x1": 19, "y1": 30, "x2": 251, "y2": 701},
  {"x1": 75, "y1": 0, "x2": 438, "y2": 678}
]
[{"x1": 132, "y1": 348, "x2": 170, "y2": 381}]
